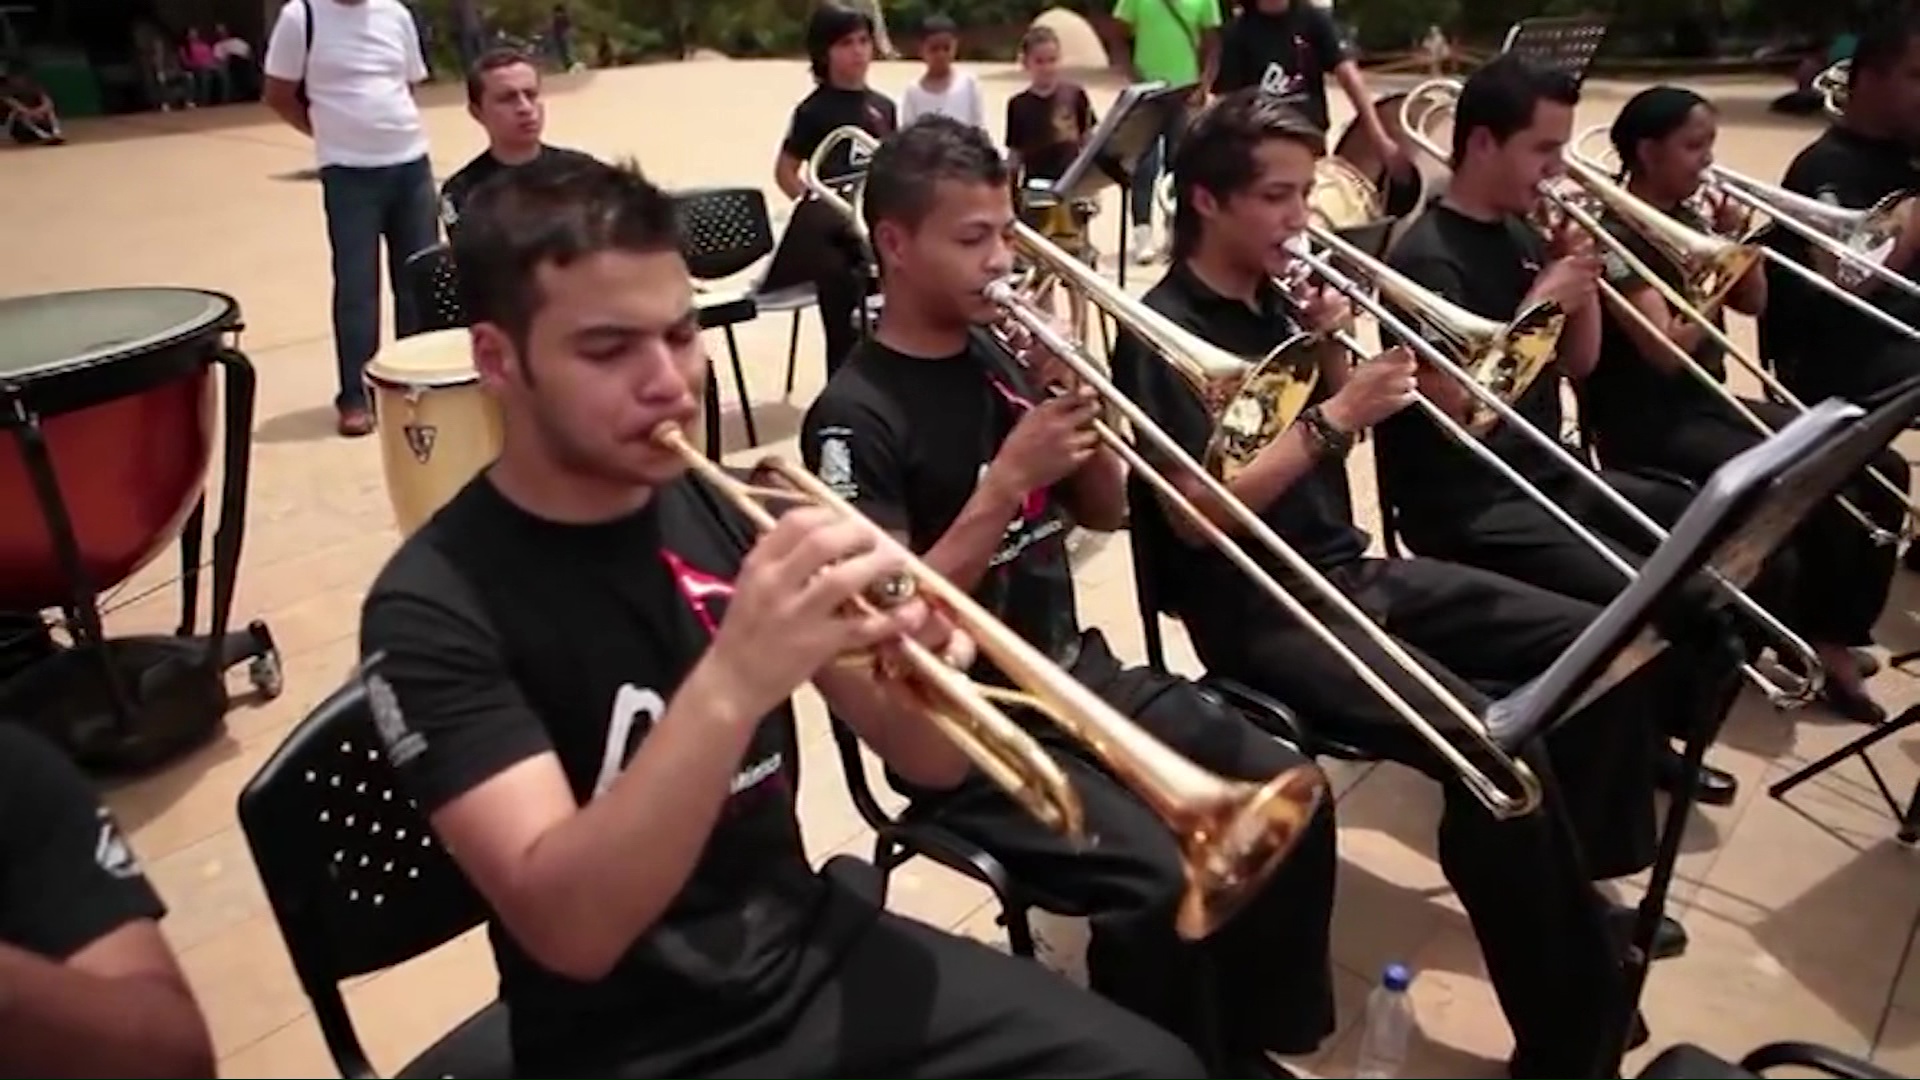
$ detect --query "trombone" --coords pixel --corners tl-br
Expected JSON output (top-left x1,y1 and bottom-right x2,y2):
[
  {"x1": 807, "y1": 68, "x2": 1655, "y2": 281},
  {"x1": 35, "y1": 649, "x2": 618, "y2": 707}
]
[
  {"x1": 803, "y1": 123, "x2": 1550, "y2": 820},
  {"x1": 1817, "y1": 58, "x2": 1849, "y2": 124},
  {"x1": 655, "y1": 426, "x2": 1328, "y2": 941},
  {"x1": 1403, "y1": 79, "x2": 1914, "y2": 546}
]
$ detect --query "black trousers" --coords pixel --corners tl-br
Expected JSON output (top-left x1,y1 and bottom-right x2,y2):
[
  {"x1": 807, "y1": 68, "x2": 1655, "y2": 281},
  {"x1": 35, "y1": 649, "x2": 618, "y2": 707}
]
[
  {"x1": 814, "y1": 249, "x2": 867, "y2": 380},
  {"x1": 904, "y1": 631, "x2": 1339, "y2": 1063},
  {"x1": 1185, "y1": 557, "x2": 1657, "y2": 1076},
  {"x1": 620, "y1": 907, "x2": 1205, "y2": 1078},
  {"x1": 1599, "y1": 398, "x2": 1904, "y2": 646},
  {"x1": 1780, "y1": 332, "x2": 1920, "y2": 409}
]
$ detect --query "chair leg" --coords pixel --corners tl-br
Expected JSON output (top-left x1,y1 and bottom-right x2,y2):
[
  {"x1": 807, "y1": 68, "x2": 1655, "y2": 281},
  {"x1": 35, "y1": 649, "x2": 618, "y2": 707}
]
[
  {"x1": 1000, "y1": 904, "x2": 1037, "y2": 959},
  {"x1": 702, "y1": 366, "x2": 723, "y2": 459},
  {"x1": 723, "y1": 326, "x2": 759, "y2": 447},
  {"x1": 783, "y1": 312, "x2": 803, "y2": 398}
]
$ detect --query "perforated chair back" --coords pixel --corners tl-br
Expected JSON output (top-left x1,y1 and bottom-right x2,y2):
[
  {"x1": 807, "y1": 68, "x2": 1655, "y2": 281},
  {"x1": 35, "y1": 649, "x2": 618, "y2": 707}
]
[
  {"x1": 674, "y1": 187, "x2": 776, "y2": 282},
  {"x1": 402, "y1": 244, "x2": 467, "y2": 336},
  {"x1": 238, "y1": 677, "x2": 490, "y2": 1076}
]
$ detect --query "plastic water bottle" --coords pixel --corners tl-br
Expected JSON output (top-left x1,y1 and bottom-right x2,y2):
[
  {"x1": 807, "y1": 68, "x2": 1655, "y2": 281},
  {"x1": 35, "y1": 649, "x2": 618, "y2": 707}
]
[{"x1": 1353, "y1": 962, "x2": 1415, "y2": 1078}]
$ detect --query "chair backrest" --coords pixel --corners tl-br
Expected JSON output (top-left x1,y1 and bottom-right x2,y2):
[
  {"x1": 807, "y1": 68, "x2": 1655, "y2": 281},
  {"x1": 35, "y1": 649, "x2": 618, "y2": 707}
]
[
  {"x1": 402, "y1": 244, "x2": 467, "y2": 336},
  {"x1": 673, "y1": 187, "x2": 776, "y2": 282},
  {"x1": 238, "y1": 677, "x2": 489, "y2": 1075}
]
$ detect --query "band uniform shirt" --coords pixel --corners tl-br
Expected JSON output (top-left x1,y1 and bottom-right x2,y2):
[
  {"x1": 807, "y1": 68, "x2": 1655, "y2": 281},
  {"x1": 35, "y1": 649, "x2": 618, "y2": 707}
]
[
  {"x1": 1214, "y1": 5, "x2": 1345, "y2": 131},
  {"x1": 1763, "y1": 125, "x2": 1920, "y2": 391},
  {"x1": 0, "y1": 725, "x2": 164, "y2": 962},
  {"x1": 781, "y1": 85, "x2": 897, "y2": 184},
  {"x1": 1005, "y1": 81, "x2": 1096, "y2": 185},
  {"x1": 1110, "y1": 261, "x2": 1369, "y2": 626},
  {"x1": 1379, "y1": 202, "x2": 1567, "y2": 533},
  {"x1": 1588, "y1": 203, "x2": 1743, "y2": 460},
  {"x1": 801, "y1": 335, "x2": 1083, "y2": 674},
  {"x1": 359, "y1": 476, "x2": 871, "y2": 1074},
  {"x1": 438, "y1": 144, "x2": 598, "y2": 235}
]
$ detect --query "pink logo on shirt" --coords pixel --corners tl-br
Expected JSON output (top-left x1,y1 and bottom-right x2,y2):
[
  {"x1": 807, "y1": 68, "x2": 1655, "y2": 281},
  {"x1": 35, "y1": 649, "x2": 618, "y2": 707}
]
[{"x1": 660, "y1": 550, "x2": 735, "y2": 635}]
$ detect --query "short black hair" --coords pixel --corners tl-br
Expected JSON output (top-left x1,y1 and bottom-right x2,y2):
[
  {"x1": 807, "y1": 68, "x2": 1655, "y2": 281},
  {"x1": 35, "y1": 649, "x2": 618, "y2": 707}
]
[
  {"x1": 1851, "y1": 7, "x2": 1920, "y2": 90},
  {"x1": 453, "y1": 155, "x2": 680, "y2": 353},
  {"x1": 466, "y1": 47, "x2": 538, "y2": 106},
  {"x1": 1169, "y1": 89, "x2": 1325, "y2": 259},
  {"x1": 921, "y1": 12, "x2": 958, "y2": 37},
  {"x1": 806, "y1": 3, "x2": 873, "y2": 82},
  {"x1": 863, "y1": 114, "x2": 1008, "y2": 242},
  {"x1": 1450, "y1": 53, "x2": 1581, "y2": 168},
  {"x1": 1609, "y1": 85, "x2": 1711, "y2": 178}
]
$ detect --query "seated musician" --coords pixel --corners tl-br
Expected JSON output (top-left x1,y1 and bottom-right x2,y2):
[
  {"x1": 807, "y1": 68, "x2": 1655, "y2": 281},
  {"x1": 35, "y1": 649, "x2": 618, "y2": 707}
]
[
  {"x1": 799, "y1": 115, "x2": 1339, "y2": 1079},
  {"x1": 438, "y1": 47, "x2": 595, "y2": 237},
  {"x1": 0, "y1": 724, "x2": 215, "y2": 1077},
  {"x1": 773, "y1": 3, "x2": 896, "y2": 378},
  {"x1": 358, "y1": 154, "x2": 1204, "y2": 1079},
  {"x1": 1585, "y1": 84, "x2": 1906, "y2": 725},
  {"x1": 1377, "y1": 55, "x2": 1752, "y2": 801},
  {"x1": 1, "y1": 70, "x2": 65, "y2": 147},
  {"x1": 1111, "y1": 89, "x2": 1673, "y2": 1079},
  {"x1": 1762, "y1": 10, "x2": 1920, "y2": 407}
]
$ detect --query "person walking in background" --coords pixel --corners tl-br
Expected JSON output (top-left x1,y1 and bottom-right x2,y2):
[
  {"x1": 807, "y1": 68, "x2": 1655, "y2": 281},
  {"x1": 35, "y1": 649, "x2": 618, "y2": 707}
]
[
  {"x1": 262, "y1": 0, "x2": 438, "y2": 438},
  {"x1": 1112, "y1": 0, "x2": 1219, "y2": 263},
  {"x1": 898, "y1": 14, "x2": 984, "y2": 128},
  {"x1": 550, "y1": 3, "x2": 574, "y2": 68}
]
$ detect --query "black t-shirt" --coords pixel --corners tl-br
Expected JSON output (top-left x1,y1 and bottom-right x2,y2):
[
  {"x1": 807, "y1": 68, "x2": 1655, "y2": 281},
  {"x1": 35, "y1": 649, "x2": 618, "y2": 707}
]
[
  {"x1": 1005, "y1": 82, "x2": 1095, "y2": 184},
  {"x1": 1587, "y1": 203, "x2": 1743, "y2": 463},
  {"x1": 360, "y1": 476, "x2": 868, "y2": 1074},
  {"x1": 800, "y1": 335, "x2": 1082, "y2": 671},
  {"x1": 1111, "y1": 262, "x2": 1369, "y2": 625},
  {"x1": 1214, "y1": 6, "x2": 1345, "y2": 131},
  {"x1": 438, "y1": 144, "x2": 597, "y2": 235},
  {"x1": 1762, "y1": 125, "x2": 1920, "y2": 375},
  {"x1": 780, "y1": 85, "x2": 897, "y2": 182},
  {"x1": 0, "y1": 725, "x2": 165, "y2": 961},
  {"x1": 1378, "y1": 202, "x2": 1565, "y2": 532}
]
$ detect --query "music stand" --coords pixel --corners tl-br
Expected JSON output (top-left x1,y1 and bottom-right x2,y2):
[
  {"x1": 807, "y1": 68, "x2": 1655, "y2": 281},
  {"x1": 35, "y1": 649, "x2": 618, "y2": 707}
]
[
  {"x1": 1485, "y1": 384, "x2": 1920, "y2": 1080},
  {"x1": 1500, "y1": 15, "x2": 1612, "y2": 85},
  {"x1": 1053, "y1": 80, "x2": 1195, "y2": 288}
]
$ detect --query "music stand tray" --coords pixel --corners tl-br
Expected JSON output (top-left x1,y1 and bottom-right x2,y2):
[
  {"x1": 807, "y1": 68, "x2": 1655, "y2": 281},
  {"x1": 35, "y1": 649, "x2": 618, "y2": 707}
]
[
  {"x1": 1500, "y1": 15, "x2": 1611, "y2": 85},
  {"x1": 1484, "y1": 384, "x2": 1920, "y2": 1080}
]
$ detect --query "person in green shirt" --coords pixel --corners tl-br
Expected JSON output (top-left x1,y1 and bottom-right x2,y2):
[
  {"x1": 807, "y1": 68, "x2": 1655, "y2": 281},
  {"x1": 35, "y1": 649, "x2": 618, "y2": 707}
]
[{"x1": 1113, "y1": 0, "x2": 1219, "y2": 261}]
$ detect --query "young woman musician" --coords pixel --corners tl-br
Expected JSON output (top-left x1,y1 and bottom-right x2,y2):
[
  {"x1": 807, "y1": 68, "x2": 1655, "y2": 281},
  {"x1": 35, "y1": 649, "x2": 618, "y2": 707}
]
[{"x1": 1586, "y1": 84, "x2": 1906, "y2": 724}]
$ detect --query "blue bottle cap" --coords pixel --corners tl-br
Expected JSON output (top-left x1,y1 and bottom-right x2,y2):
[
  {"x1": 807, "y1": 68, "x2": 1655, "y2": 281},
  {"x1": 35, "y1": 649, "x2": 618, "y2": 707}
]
[{"x1": 1382, "y1": 962, "x2": 1412, "y2": 991}]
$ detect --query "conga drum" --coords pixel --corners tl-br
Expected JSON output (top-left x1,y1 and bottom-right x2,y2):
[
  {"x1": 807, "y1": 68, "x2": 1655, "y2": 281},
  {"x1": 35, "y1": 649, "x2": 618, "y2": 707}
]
[{"x1": 364, "y1": 329, "x2": 503, "y2": 535}]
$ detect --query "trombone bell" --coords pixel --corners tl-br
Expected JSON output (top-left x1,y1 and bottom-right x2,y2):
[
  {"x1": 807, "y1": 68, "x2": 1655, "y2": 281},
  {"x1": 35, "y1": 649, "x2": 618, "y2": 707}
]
[
  {"x1": 1210, "y1": 334, "x2": 1333, "y2": 481},
  {"x1": 1559, "y1": 156, "x2": 1765, "y2": 317}
]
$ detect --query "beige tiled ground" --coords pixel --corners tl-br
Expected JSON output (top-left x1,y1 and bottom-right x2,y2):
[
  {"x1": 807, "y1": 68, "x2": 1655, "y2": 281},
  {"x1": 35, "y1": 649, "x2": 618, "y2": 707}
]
[{"x1": 8, "y1": 58, "x2": 1920, "y2": 1078}]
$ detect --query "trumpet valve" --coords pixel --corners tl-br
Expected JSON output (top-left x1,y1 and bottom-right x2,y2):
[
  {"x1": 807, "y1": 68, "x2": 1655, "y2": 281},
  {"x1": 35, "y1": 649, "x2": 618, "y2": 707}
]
[{"x1": 1173, "y1": 762, "x2": 1330, "y2": 941}]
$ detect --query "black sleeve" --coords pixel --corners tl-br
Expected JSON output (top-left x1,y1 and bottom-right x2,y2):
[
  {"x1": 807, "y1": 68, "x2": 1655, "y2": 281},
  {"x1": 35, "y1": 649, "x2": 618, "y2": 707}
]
[
  {"x1": 437, "y1": 171, "x2": 466, "y2": 235},
  {"x1": 872, "y1": 93, "x2": 898, "y2": 136},
  {"x1": 0, "y1": 726, "x2": 164, "y2": 960},
  {"x1": 1781, "y1": 141, "x2": 1878, "y2": 208},
  {"x1": 360, "y1": 547, "x2": 554, "y2": 813},
  {"x1": 780, "y1": 97, "x2": 822, "y2": 161},
  {"x1": 1112, "y1": 326, "x2": 1213, "y2": 467},
  {"x1": 1307, "y1": 9, "x2": 1349, "y2": 67},
  {"x1": 800, "y1": 387, "x2": 913, "y2": 536},
  {"x1": 1005, "y1": 94, "x2": 1032, "y2": 157}
]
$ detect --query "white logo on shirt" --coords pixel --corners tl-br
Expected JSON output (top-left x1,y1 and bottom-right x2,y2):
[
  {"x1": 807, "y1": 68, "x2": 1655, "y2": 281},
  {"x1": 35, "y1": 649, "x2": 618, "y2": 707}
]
[
  {"x1": 593, "y1": 684, "x2": 666, "y2": 799},
  {"x1": 818, "y1": 434, "x2": 857, "y2": 500},
  {"x1": 1259, "y1": 62, "x2": 1305, "y2": 102},
  {"x1": 848, "y1": 139, "x2": 874, "y2": 168},
  {"x1": 93, "y1": 808, "x2": 141, "y2": 880},
  {"x1": 368, "y1": 672, "x2": 427, "y2": 767}
]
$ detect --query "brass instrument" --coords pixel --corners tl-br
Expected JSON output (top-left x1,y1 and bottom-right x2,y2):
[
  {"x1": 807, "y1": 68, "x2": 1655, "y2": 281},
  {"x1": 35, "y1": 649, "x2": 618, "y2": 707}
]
[
  {"x1": 1816, "y1": 58, "x2": 1849, "y2": 123},
  {"x1": 655, "y1": 426, "x2": 1328, "y2": 940},
  {"x1": 807, "y1": 124, "x2": 1551, "y2": 820}
]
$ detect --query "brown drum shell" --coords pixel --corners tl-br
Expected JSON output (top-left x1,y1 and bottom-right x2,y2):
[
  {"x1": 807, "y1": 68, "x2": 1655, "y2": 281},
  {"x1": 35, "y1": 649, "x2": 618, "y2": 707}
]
[{"x1": 0, "y1": 308, "x2": 224, "y2": 613}]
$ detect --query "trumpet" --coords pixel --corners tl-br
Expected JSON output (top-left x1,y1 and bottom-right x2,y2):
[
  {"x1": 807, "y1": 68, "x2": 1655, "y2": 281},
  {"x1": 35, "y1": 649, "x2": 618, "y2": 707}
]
[
  {"x1": 655, "y1": 426, "x2": 1328, "y2": 940},
  {"x1": 805, "y1": 123, "x2": 1551, "y2": 819}
]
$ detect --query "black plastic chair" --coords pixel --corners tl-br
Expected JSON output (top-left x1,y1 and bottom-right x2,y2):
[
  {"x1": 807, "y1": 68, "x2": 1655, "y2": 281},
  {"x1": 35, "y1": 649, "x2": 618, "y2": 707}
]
[
  {"x1": 674, "y1": 187, "x2": 773, "y2": 449},
  {"x1": 1637, "y1": 1041, "x2": 1898, "y2": 1080},
  {"x1": 237, "y1": 679, "x2": 512, "y2": 1079},
  {"x1": 828, "y1": 716, "x2": 1039, "y2": 957},
  {"x1": 400, "y1": 245, "x2": 468, "y2": 338}
]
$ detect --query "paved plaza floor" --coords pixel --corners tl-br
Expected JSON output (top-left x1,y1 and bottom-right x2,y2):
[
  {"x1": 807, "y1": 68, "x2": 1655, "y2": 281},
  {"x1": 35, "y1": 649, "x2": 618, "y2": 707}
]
[{"x1": 7, "y1": 56, "x2": 1920, "y2": 1077}]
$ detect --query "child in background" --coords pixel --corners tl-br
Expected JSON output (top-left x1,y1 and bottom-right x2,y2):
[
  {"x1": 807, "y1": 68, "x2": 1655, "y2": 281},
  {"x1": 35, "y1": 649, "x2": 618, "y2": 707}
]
[
  {"x1": 1004, "y1": 25, "x2": 1099, "y2": 335},
  {"x1": 898, "y1": 14, "x2": 984, "y2": 128}
]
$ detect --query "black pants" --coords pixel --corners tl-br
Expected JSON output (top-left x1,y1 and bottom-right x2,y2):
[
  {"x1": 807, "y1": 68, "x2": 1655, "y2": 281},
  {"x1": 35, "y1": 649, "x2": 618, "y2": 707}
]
[
  {"x1": 619, "y1": 907, "x2": 1205, "y2": 1078},
  {"x1": 1185, "y1": 558, "x2": 1656, "y2": 1075},
  {"x1": 1780, "y1": 332, "x2": 1920, "y2": 409},
  {"x1": 1599, "y1": 398, "x2": 1903, "y2": 645},
  {"x1": 814, "y1": 249, "x2": 868, "y2": 381},
  {"x1": 904, "y1": 631, "x2": 1339, "y2": 1063}
]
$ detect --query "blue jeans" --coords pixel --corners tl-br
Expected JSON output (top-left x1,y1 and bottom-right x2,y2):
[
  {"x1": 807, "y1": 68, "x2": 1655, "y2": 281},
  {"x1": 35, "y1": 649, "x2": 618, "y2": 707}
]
[
  {"x1": 320, "y1": 155, "x2": 438, "y2": 410},
  {"x1": 1129, "y1": 102, "x2": 1191, "y2": 228}
]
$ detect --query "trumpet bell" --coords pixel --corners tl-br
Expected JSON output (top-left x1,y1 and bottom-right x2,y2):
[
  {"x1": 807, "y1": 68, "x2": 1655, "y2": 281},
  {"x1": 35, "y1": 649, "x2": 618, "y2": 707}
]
[
  {"x1": 1459, "y1": 300, "x2": 1568, "y2": 437},
  {"x1": 1208, "y1": 334, "x2": 1326, "y2": 482},
  {"x1": 1177, "y1": 765, "x2": 1329, "y2": 939}
]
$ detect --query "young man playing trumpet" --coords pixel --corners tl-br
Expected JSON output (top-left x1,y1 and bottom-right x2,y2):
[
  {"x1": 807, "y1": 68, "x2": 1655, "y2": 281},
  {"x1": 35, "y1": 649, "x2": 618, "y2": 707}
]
[
  {"x1": 357, "y1": 154, "x2": 1205, "y2": 1080},
  {"x1": 1111, "y1": 89, "x2": 1677, "y2": 1079},
  {"x1": 800, "y1": 115, "x2": 1339, "y2": 1079},
  {"x1": 1587, "y1": 84, "x2": 1906, "y2": 724},
  {"x1": 1378, "y1": 55, "x2": 1755, "y2": 802}
]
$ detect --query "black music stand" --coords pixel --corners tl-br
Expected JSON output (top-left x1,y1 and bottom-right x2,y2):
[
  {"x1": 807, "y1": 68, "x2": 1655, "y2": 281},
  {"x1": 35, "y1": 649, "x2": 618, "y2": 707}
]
[
  {"x1": 1484, "y1": 385, "x2": 1920, "y2": 1080},
  {"x1": 1053, "y1": 80, "x2": 1194, "y2": 288},
  {"x1": 1500, "y1": 15, "x2": 1611, "y2": 85}
]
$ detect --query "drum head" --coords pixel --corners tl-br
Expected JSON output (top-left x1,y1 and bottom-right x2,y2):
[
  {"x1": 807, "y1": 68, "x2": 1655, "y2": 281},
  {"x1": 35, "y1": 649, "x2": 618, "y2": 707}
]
[
  {"x1": 0, "y1": 289, "x2": 235, "y2": 383},
  {"x1": 365, "y1": 329, "x2": 479, "y2": 388}
]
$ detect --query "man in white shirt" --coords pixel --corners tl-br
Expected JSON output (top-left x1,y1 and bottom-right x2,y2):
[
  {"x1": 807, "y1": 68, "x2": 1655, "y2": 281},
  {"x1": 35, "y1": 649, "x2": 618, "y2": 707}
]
[{"x1": 262, "y1": 0, "x2": 437, "y2": 438}]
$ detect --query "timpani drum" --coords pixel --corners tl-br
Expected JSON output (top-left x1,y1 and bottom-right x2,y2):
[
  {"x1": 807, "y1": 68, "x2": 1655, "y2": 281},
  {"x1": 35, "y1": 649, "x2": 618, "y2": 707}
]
[{"x1": 364, "y1": 329, "x2": 503, "y2": 536}]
